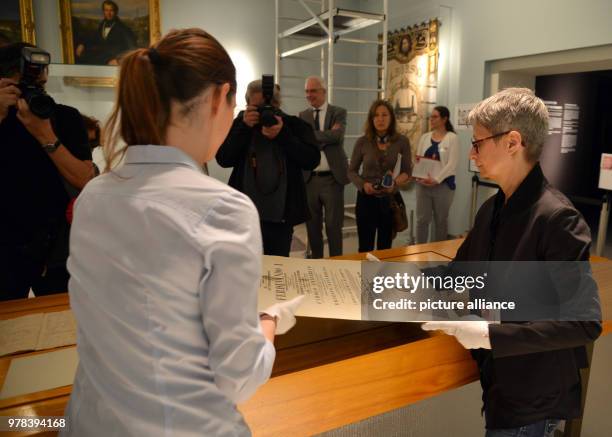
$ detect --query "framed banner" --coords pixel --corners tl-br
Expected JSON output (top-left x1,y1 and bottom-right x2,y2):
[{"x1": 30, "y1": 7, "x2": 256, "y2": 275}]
[{"x1": 379, "y1": 19, "x2": 440, "y2": 159}]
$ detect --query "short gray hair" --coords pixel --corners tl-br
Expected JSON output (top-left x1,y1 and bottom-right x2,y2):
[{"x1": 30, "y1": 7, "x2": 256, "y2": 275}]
[
  {"x1": 467, "y1": 87, "x2": 549, "y2": 162},
  {"x1": 305, "y1": 75, "x2": 326, "y2": 90},
  {"x1": 245, "y1": 79, "x2": 281, "y2": 105}
]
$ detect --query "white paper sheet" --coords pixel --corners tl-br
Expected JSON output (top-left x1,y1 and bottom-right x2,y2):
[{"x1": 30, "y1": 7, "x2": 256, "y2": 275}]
[
  {"x1": 412, "y1": 156, "x2": 442, "y2": 180},
  {"x1": 0, "y1": 347, "x2": 79, "y2": 400}
]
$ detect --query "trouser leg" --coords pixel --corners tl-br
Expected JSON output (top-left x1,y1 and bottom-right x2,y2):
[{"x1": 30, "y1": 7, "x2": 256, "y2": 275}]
[
  {"x1": 0, "y1": 244, "x2": 45, "y2": 301},
  {"x1": 261, "y1": 222, "x2": 294, "y2": 257},
  {"x1": 377, "y1": 196, "x2": 393, "y2": 250},
  {"x1": 305, "y1": 177, "x2": 324, "y2": 258},
  {"x1": 356, "y1": 192, "x2": 378, "y2": 253},
  {"x1": 416, "y1": 184, "x2": 434, "y2": 243},
  {"x1": 321, "y1": 176, "x2": 344, "y2": 257},
  {"x1": 431, "y1": 184, "x2": 455, "y2": 242}
]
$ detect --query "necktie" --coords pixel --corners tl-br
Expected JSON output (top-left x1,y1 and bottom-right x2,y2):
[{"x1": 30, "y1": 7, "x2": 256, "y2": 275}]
[{"x1": 314, "y1": 109, "x2": 320, "y2": 131}]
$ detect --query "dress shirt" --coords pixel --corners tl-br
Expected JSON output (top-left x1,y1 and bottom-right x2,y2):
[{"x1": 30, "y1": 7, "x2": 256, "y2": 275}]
[
  {"x1": 62, "y1": 145, "x2": 275, "y2": 437},
  {"x1": 102, "y1": 22, "x2": 114, "y2": 39},
  {"x1": 312, "y1": 102, "x2": 330, "y2": 172}
]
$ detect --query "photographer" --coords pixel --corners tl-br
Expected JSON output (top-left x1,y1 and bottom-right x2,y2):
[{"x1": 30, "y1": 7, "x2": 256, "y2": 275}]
[
  {"x1": 0, "y1": 43, "x2": 93, "y2": 301},
  {"x1": 216, "y1": 78, "x2": 320, "y2": 256}
]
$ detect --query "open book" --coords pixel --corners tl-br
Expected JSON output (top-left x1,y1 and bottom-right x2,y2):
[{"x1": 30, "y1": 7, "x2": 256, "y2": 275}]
[{"x1": 0, "y1": 310, "x2": 77, "y2": 357}]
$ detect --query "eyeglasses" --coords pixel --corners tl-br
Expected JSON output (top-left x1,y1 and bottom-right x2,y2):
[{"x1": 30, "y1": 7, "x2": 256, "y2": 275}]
[{"x1": 471, "y1": 130, "x2": 511, "y2": 154}]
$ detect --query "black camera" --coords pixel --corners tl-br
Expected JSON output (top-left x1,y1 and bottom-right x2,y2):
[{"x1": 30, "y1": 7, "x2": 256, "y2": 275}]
[
  {"x1": 19, "y1": 47, "x2": 56, "y2": 119},
  {"x1": 257, "y1": 74, "x2": 281, "y2": 127}
]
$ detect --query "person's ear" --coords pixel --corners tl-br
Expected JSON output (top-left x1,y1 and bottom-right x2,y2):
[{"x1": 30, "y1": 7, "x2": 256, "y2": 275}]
[
  {"x1": 211, "y1": 83, "x2": 231, "y2": 115},
  {"x1": 507, "y1": 130, "x2": 523, "y2": 155}
]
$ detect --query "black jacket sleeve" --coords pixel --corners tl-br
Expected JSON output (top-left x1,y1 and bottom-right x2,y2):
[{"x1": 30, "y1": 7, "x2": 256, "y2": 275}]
[
  {"x1": 53, "y1": 105, "x2": 91, "y2": 161},
  {"x1": 277, "y1": 116, "x2": 320, "y2": 171},
  {"x1": 489, "y1": 206, "x2": 602, "y2": 358},
  {"x1": 216, "y1": 113, "x2": 253, "y2": 168}
]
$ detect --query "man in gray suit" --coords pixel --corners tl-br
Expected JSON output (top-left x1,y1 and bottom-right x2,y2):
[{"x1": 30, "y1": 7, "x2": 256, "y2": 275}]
[{"x1": 300, "y1": 76, "x2": 349, "y2": 258}]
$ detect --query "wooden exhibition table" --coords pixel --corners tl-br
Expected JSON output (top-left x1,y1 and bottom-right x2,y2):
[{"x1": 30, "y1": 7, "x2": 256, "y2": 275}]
[{"x1": 1, "y1": 239, "x2": 610, "y2": 437}]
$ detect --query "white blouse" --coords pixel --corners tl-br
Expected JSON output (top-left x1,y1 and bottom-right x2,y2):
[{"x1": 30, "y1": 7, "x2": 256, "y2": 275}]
[
  {"x1": 62, "y1": 145, "x2": 274, "y2": 437},
  {"x1": 416, "y1": 131, "x2": 459, "y2": 184}
]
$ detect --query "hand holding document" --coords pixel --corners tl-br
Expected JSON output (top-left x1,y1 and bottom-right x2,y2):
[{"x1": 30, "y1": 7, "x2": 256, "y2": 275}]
[
  {"x1": 421, "y1": 315, "x2": 491, "y2": 349},
  {"x1": 412, "y1": 155, "x2": 442, "y2": 180},
  {"x1": 258, "y1": 256, "x2": 473, "y2": 323},
  {"x1": 258, "y1": 256, "x2": 362, "y2": 320},
  {"x1": 261, "y1": 295, "x2": 305, "y2": 334}
]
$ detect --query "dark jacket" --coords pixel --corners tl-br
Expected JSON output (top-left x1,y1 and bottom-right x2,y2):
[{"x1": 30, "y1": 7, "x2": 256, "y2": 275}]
[
  {"x1": 81, "y1": 18, "x2": 136, "y2": 65},
  {"x1": 216, "y1": 111, "x2": 320, "y2": 226},
  {"x1": 454, "y1": 163, "x2": 602, "y2": 429}
]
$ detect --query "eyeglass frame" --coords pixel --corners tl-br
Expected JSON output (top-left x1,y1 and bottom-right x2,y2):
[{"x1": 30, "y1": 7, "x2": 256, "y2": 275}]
[{"x1": 471, "y1": 130, "x2": 511, "y2": 154}]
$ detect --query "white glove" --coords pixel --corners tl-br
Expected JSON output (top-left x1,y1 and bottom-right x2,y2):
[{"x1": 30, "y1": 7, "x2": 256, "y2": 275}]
[
  {"x1": 366, "y1": 253, "x2": 381, "y2": 262},
  {"x1": 421, "y1": 316, "x2": 491, "y2": 349},
  {"x1": 260, "y1": 295, "x2": 305, "y2": 335}
]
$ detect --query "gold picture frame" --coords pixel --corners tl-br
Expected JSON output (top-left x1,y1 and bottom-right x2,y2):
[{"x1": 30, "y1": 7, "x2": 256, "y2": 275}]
[
  {"x1": 62, "y1": 75, "x2": 117, "y2": 87},
  {"x1": 0, "y1": 0, "x2": 36, "y2": 44},
  {"x1": 59, "y1": 0, "x2": 161, "y2": 65},
  {"x1": 19, "y1": 0, "x2": 36, "y2": 44}
]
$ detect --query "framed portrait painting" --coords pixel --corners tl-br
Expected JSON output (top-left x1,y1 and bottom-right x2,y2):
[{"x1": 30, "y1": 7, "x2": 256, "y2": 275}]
[
  {"x1": 59, "y1": 0, "x2": 161, "y2": 65},
  {"x1": 0, "y1": 0, "x2": 36, "y2": 45}
]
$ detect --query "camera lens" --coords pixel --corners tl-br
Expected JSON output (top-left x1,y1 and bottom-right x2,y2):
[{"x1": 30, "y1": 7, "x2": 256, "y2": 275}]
[
  {"x1": 20, "y1": 85, "x2": 56, "y2": 119},
  {"x1": 260, "y1": 109, "x2": 278, "y2": 127},
  {"x1": 28, "y1": 94, "x2": 56, "y2": 119}
]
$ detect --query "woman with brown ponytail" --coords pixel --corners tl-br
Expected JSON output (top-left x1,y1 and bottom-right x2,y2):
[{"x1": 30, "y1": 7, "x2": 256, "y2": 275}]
[{"x1": 62, "y1": 29, "x2": 301, "y2": 436}]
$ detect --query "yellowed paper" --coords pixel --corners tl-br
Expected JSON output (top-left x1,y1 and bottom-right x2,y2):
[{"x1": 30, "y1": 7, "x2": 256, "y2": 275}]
[
  {"x1": 259, "y1": 256, "x2": 362, "y2": 320},
  {"x1": 0, "y1": 314, "x2": 44, "y2": 357},
  {"x1": 0, "y1": 310, "x2": 77, "y2": 357},
  {"x1": 0, "y1": 347, "x2": 79, "y2": 400},
  {"x1": 36, "y1": 311, "x2": 77, "y2": 351}
]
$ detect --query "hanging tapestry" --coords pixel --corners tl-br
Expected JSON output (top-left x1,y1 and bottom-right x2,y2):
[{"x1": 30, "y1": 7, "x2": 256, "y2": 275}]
[{"x1": 379, "y1": 19, "x2": 440, "y2": 158}]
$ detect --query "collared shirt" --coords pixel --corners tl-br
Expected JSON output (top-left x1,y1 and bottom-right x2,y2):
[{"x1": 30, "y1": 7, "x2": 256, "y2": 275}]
[
  {"x1": 102, "y1": 20, "x2": 114, "y2": 39},
  {"x1": 62, "y1": 145, "x2": 274, "y2": 437},
  {"x1": 312, "y1": 102, "x2": 330, "y2": 171}
]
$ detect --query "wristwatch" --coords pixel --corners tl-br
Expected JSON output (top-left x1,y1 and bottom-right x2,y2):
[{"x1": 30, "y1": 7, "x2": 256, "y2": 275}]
[{"x1": 42, "y1": 139, "x2": 61, "y2": 154}]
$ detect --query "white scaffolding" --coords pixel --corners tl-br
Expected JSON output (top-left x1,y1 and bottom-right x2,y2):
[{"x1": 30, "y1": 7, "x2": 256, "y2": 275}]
[
  {"x1": 275, "y1": 0, "x2": 389, "y2": 249},
  {"x1": 274, "y1": 0, "x2": 388, "y2": 113}
]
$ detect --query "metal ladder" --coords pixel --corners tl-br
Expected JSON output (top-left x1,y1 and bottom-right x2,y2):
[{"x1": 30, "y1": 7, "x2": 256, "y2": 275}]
[{"x1": 275, "y1": 0, "x2": 389, "y2": 254}]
